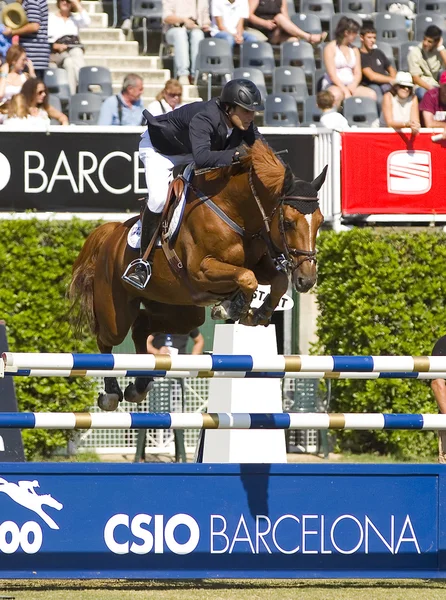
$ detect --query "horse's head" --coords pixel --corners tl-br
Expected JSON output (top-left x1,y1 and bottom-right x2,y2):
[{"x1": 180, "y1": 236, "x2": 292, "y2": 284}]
[{"x1": 270, "y1": 164, "x2": 326, "y2": 293}]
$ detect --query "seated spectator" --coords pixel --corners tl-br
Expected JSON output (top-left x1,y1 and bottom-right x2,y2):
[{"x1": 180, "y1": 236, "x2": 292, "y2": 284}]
[
  {"x1": 359, "y1": 25, "x2": 397, "y2": 107},
  {"x1": 211, "y1": 0, "x2": 257, "y2": 47},
  {"x1": 0, "y1": 24, "x2": 13, "y2": 62},
  {"x1": 408, "y1": 25, "x2": 446, "y2": 102},
  {"x1": 248, "y1": 0, "x2": 326, "y2": 45},
  {"x1": 3, "y1": 91, "x2": 47, "y2": 128},
  {"x1": 321, "y1": 17, "x2": 375, "y2": 108},
  {"x1": 98, "y1": 73, "x2": 144, "y2": 125},
  {"x1": 119, "y1": 0, "x2": 132, "y2": 33},
  {"x1": 317, "y1": 90, "x2": 350, "y2": 131},
  {"x1": 48, "y1": 0, "x2": 90, "y2": 95},
  {"x1": 420, "y1": 70, "x2": 446, "y2": 140},
  {"x1": 146, "y1": 78, "x2": 183, "y2": 116},
  {"x1": 0, "y1": 45, "x2": 35, "y2": 103},
  {"x1": 380, "y1": 71, "x2": 420, "y2": 135},
  {"x1": 21, "y1": 77, "x2": 69, "y2": 124},
  {"x1": 163, "y1": 0, "x2": 210, "y2": 86}
]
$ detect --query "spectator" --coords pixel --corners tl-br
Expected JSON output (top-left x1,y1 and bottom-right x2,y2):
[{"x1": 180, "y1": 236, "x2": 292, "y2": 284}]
[
  {"x1": 359, "y1": 25, "x2": 397, "y2": 107},
  {"x1": 0, "y1": 24, "x2": 13, "y2": 63},
  {"x1": 48, "y1": 0, "x2": 90, "y2": 95},
  {"x1": 163, "y1": 0, "x2": 210, "y2": 86},
  {"x1": 0, "y1": 45, "x2": 35, "y2": 103},
  {"x1": 3, "y1": 91, "x2": 47, "y2": 128},
  {"x1": 146, "y1": 78, "x2": 183, "y2": 116},
  {"x1": 98, "y1": 73, "x2": 144, "y2": 125},
  {"x1": 317, "y1": 90, "x2": 350, "y2": 131},
  {"x1": 321, "y1": 17, "x2": 375, "y2": 108},
  {"x1": 380, "y1": 71, "x2": 420, "y2": 135},
  {"x1": 210, "y1": 0, "x2": 257, "y2": 47},
  {"x1": 119, "y1": 0, "x2": 132, "y2": 33},
  {"x1": 21, "y1": 77, "x2": 69, "y2": 124},
  {"x1": 420, "y1": 70, "x2": 446, "y2": 139},
  {"x1": 13, "y1": 0, "x2": 50, "y2": 79},
  {"x1": 430, "y1": 336, "x2": 446, "y2": 464},
  {"x1": 408, "y1": 25, "x2": 446, "y2": 101},
  {"x1": 248, "y1": 0, "x2": 326, "y2": 45}
]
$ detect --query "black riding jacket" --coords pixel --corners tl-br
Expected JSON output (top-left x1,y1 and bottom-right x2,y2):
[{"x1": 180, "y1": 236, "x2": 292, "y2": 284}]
[{"x1": 143, "y1": 98, "x2": 265, "y2": 169}]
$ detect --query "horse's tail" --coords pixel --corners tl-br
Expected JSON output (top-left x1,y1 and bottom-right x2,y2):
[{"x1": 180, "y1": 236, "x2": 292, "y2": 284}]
[{"x1": 68, "y1": 222, "x2": 121, "y2": 336}]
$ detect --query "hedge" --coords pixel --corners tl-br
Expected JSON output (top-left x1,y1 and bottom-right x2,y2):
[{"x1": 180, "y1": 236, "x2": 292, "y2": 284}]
[
  {"x1": 315, "y1": 228, "x2": 446, "y2": 460},
  {"x1": 0, "y1": 219, "x2": 99, "y2": 459}
]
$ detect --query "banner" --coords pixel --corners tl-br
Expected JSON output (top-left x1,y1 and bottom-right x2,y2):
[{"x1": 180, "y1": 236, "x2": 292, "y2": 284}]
[
  {"x1": 342, "y1": 132, "x2": 446, "y2": 215},
  {"x1": 0, "y1": 129, "x2": 314, "y2": 213}
]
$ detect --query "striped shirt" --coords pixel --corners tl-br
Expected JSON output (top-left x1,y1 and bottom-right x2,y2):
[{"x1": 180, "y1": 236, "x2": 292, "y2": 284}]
[{"x1": 19, "y1": 0, "x2": 50, "y2": 70}]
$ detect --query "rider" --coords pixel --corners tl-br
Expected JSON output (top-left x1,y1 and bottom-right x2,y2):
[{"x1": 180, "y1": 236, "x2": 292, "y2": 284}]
[{"x1": 125, "y1": 78, "x2": 265, "y2": 289}]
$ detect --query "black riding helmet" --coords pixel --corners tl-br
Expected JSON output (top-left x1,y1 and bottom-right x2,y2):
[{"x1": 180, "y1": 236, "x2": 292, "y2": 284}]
[{"x1": 220, "y1": 78, "x2": 264, "y2": 112}]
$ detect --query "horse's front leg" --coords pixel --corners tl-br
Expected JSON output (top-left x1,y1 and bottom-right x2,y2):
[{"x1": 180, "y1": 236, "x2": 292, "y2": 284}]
[
  {"x1": 124, "y1": 310, "x2": 155, "y2": 405},
  {"x1": 194, "y1": 258, "x2": 258, "y2": 322},
  {"x1": 240, "y1": 255, "x2": 289, "y2": 327},
  {"x1": 97, "y1": 342, "x2": 124, "y2": 412}
]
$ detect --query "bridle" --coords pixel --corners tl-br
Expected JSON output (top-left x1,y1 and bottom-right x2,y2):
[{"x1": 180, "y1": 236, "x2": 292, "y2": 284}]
[{"x1": 248, "y1": 167, "x2": 319, "y2": 272}]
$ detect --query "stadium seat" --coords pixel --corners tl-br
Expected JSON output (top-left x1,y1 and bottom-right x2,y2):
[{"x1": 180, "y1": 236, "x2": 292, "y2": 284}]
[
  {"x1": 44, "y1": 68, "x2": 70, "y2": 106},
  {"x1": 398, "y1": 41, "x2": 419, "y2": 71},
  {"x1": 343, "y1": 96, "x2": 378, "y2": 126},
  {"x1": 376, "y1": 0, "x2": 411, "y2": 12},
  {"x1": 414, "y1": 14, "x2": 446, "y2": 40},
  {"x1": 302, "y1": 95, "x2": 323, "y2": 125},
  {"x1": 374, "y1": 13, "x2": 409, "y2": 48},
  {"x1": 339, "y1": 0, "x2": 373, "y2": 18},
  {"x1": 194, "y1": 38, "x2": 234, "y2": 98},
  {"x1": 231, "y1": 67, "x2": 267, "y2": 101},
  {"x1": 287, "y1": 0, "x2": 296, "y2": 15},
  {"x1": 280, "y1": 40, "x2": 316, "y2": 72},
  {"x1": 78, "y1": 66, "x2": 113, "y2": 100},
  {"x1": 264, "y1": 93, "x2": 300, "y2": 126},
  {"x1": 48, "y1": 94, "x2": 63, "y2": 124},
  {"x1": 240, "y1": 41, "x2": 275, "y2": 75},
  {"x1": 291, "y1": 13, "x2": 323, "y2": 35},
  {"x1": 68, "y1": 92, "x2": 103, "y2": 125},
  {"x1": 374, "y1": 41, "x2": 397, "y2": 69},
  {"x1": 131, "y1": 0, "x2": 163, "y2": 54},
  {"x1": 417, "y1": 0, "x2": 446, "y2": 14},
  {"x1": 330, "y1": 13, "x2": 363, "y2": 41},
  {"x1": 312, "y1": 67, "x2": 326, "y2": 94},
  {"x1": 273, "y1": 66, "x2": 308, "y2": 104},
  {"x1": 300, "y1": 0, "x2": 335, "y2": 24}
]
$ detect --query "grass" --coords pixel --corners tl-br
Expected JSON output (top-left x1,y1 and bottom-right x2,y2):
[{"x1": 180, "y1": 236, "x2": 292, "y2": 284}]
[{"x1": 1, "y1": 579, "x2": 446, "y2": 600}]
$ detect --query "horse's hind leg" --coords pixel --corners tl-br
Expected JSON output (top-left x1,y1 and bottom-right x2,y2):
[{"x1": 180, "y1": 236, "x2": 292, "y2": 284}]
[
  {"x1": 97, "y1": 341, "x2": 123, "y2": 412},
  {"x1": 124, "y1": 310, "x2": 154, "y2": 405}
]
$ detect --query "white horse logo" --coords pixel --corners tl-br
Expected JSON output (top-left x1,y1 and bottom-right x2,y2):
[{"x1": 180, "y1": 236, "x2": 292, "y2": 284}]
[{"x1": 0, "y1": 478, "x2": 63, "y2": 530}]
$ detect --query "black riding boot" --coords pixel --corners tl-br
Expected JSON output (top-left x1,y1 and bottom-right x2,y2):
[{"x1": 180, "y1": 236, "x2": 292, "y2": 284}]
[{"x1": 125, "y1": 207, "x2": 162, "y2": 288}]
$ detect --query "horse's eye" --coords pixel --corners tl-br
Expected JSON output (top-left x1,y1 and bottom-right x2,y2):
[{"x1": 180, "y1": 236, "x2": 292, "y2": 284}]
[{"x1": 283, "y1": 220, "x2": 294, "y2": 230}]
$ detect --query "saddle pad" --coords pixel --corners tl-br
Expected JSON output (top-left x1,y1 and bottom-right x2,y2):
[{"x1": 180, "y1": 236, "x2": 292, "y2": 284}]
[
  {"x1": 164, "y1": 163, "x2": 195, "y2": 244},
  {"x1": 127, "y1": 220, "x2": 162, "y2": 249}
]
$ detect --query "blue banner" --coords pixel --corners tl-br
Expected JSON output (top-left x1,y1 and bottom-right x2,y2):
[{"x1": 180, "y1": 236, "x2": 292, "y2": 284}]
[{"x1": 0, "y1": 463, "x2": 443, "y2": 579}]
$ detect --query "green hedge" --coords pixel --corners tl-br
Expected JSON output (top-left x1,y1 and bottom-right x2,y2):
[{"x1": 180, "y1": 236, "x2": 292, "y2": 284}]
[
  {"x1": 0, "y1": 219, "x2": 99, "y2": 459},
  {"x1": 315, "y1": 228, "x2": 446, "y2": 460}
]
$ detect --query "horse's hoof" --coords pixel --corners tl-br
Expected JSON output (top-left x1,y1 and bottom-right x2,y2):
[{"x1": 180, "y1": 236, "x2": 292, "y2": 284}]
[
  {"x1": 124, "y1": 383, "x2": 150, "y2": 404},
  {"x1": 98, "y1": 393, "x2": 120, "y2": 412},
  {"x1": 211, "y1": 303, "x2": 229, "y2": 321},
  {"x1": 239, "y1": 309, "x2": 255, "y2": 327}
]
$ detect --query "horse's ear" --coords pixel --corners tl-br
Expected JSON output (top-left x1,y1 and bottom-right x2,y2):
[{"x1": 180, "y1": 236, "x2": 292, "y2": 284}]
[{"x1": 311, "y1": 165, "x2": 328, "y2": 191}]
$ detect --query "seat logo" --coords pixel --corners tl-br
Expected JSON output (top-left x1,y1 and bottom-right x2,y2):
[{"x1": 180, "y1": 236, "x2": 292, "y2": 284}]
[{"x1": 387, "y1": 150, "x2": 431, "y2": 195}]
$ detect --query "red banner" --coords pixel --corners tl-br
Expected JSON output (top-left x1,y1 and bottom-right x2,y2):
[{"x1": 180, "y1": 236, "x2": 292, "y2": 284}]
[{"x1": 341, "y1": 132, "x2": 446, "y2": 214}]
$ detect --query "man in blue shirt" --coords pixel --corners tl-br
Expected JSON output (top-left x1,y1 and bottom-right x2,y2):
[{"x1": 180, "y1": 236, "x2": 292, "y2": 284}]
[{"x1": 98, "y1": 73, "x2": 144, "y2": 126}]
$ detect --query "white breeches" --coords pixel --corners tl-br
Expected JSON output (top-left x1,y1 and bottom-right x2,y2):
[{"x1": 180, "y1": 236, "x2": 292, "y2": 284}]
[{"x1": 139, "y1": 131, "x2": 193, "y2": 213}]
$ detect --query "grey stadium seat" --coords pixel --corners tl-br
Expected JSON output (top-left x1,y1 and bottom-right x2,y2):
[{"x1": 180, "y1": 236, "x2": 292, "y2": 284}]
[
  {"x1": 78, "y1": 66, "x2": 113, "y2": 100},
  {"x1": 68, "y1": 92, "x2": 103, "y2": 125},
  {"x1": 273, "y1": 66, "x2": 308, "y2": 103},
  {"x1": 374, "y1": 41, "x2": 397, "y2": 69},
  {"x1": 414, "y1": 14, "x2": 446, "y2": 41},
  {"x1": 418, "y1": 0, "x2": 446, "y2": 14},
  {"x1": 231, "y1": 67, "x2": 267, "y2": 101},
  {"x1": 398, "y1": 41, "x2": 419, "y2": 72},
  {"x1": 240, "y1": 41, "x2": 275, "y2": 76},
  {"x1": 302, "y1": 95, "x2": 323, "y2": 126},
  {"x1": 44, "y1": 68, "x2": 70, "y2": 105},
  {"x1": 376, "y1": 0, "x2": 412, "y2": 11},
  {"x1": 374, "y1": 13, "x2": 409, "y2": 48},
  {"x1": 131, "y1": 0, "x2": 163, "y2": 54},
  {"x1": 264, "y1": 93, "x2": 300, "y2": 126},
  {"x1": 194, "y1": 38, "x2": 234, "y2": 97},
  {"x1": 343, "y1": 96, "x2": 378, "y2": 127},
  {"x1": 300, "y1": 0, "x2": 335, "y2": 24},
  {"x1": 339, "y1": 0, "x2": 374, "y2": 18},
  {"x1": 291, "y1": 13, "x2": 323, "y2": 35}
]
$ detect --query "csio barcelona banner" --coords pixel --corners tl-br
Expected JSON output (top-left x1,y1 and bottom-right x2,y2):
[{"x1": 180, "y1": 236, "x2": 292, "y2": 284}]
[{"x1": 0, "y1": 463, "x2": 443, "y2": 579}]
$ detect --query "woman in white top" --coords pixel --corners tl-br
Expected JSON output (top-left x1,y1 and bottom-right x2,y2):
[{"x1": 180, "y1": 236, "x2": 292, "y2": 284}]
[
  {"x1": 48, "y1": 0, "x2": 91, "y2": 94},
  {"x1": 322, "y1": 17, "x2": 376, "y2": 108},
  {"x1": 21, "y1": 77, "x2": 69, "y2": 125},
  {"x1": 0, "y1": 45, "x2": 35, "y2": 103},
  {"x1": 3, "y1": 93, "x2": 48, "y2": 130},
  {"x1": 146, "y1": 79, "x2": 183, "y2": 116},
  {"x1": 380, "y1": 71, "x2": 420, "y2": 134}
]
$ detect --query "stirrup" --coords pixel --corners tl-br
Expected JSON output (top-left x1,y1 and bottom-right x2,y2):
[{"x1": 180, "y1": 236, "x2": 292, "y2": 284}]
[{"x1": 122, "y1": 258, "x2": 152, "y2": 290}]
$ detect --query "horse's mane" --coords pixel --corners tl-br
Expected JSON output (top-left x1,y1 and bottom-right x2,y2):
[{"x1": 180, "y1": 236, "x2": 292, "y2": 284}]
[{"x1": 201, "y1": 140, "x2": 285, "y2": 197}]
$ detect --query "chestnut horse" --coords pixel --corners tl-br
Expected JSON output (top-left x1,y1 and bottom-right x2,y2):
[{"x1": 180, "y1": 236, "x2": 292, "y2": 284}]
[{"x1": 69, "y1": 141, "x2": 326, "y2": 410}]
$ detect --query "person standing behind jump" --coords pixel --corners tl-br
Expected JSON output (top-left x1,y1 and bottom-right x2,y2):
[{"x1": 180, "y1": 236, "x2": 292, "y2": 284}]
[
  {"x1": 125, "y1": 78, "x2": 265, "y2": 289},
  {"x1": 431, "y1": 336, "x2": 446, "y2": 463}
]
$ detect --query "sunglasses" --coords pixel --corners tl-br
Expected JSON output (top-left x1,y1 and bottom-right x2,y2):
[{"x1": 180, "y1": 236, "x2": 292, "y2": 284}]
[
  {"x1": 37, "y1": 90, "x2": 46, "y2": 95},
  {"x1": 398, "y1": 85, "x2": 412, "y2": 90},
  {"x1": 166, "y1": 92, "x2": 181, "y2": 98}
]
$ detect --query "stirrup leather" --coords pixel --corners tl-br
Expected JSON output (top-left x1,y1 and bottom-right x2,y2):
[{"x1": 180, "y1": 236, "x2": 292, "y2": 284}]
[{"x1": 122, "y1": 258, "x2": 152, "y2": 290}]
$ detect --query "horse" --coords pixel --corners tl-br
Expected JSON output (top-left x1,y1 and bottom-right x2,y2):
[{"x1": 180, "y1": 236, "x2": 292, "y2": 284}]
[{"x1": 69, "y1": 140, "x2": 326, "y2": 411}]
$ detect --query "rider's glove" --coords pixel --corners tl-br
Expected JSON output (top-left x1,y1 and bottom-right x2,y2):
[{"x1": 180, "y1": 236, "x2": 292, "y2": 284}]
[{"x1": 232, "y1": 144, "x2": 249, "y2": 163}]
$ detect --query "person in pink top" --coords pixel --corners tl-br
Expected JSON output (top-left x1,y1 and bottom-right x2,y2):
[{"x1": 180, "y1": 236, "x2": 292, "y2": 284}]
[{"x1": 419, "y1": 70, "x2": 446, "y2": 140}]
